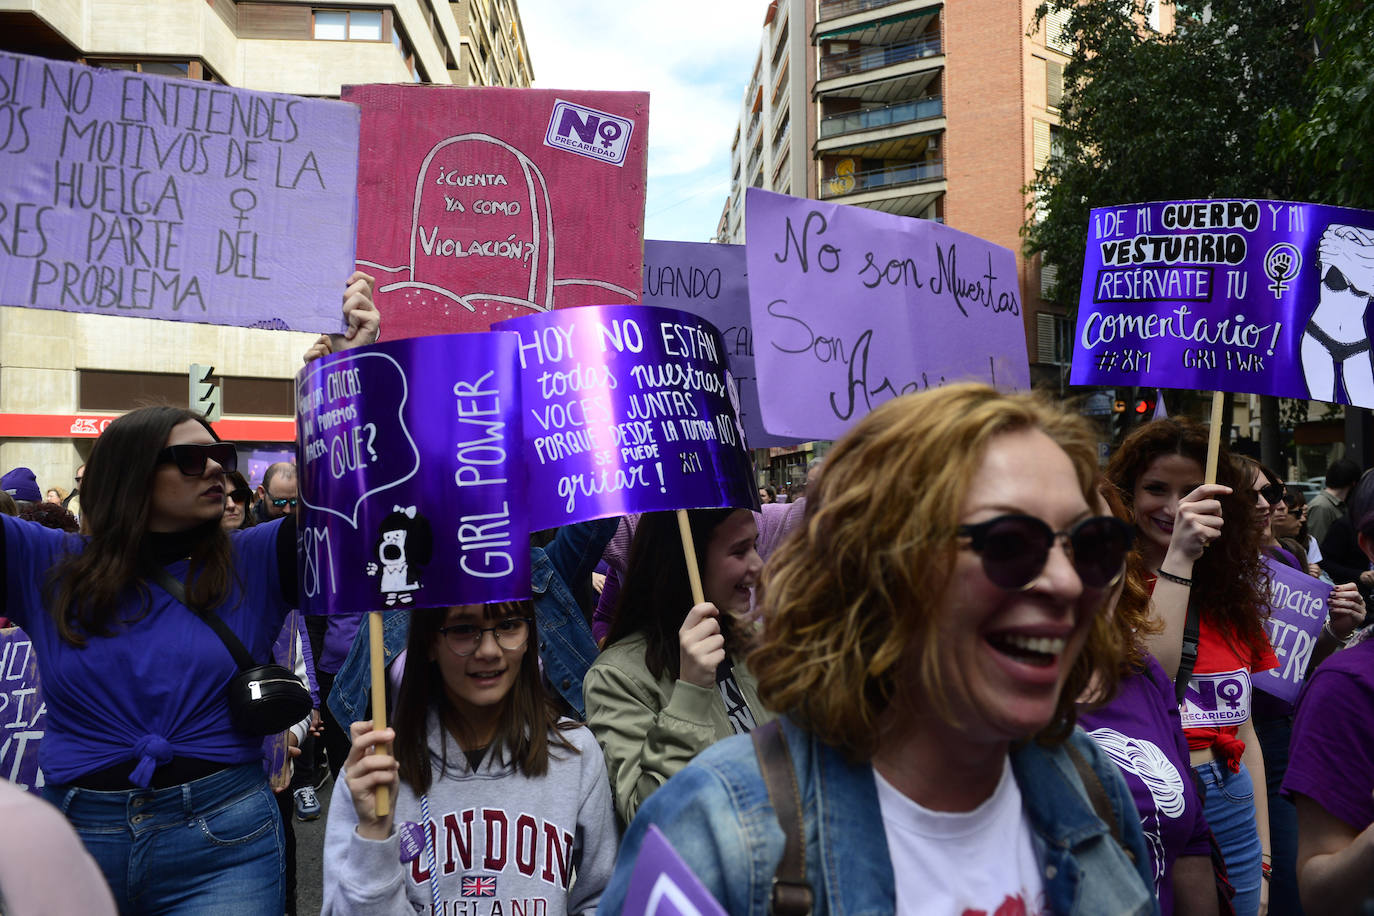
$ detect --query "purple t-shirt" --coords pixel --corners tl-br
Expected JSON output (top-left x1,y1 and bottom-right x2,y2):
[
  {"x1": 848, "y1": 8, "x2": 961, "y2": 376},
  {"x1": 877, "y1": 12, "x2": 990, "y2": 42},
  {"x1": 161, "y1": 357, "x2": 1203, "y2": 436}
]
[
  {"x1": 1079, "y1": 655, "x2": 1212, "y2": 915},
  {"x1": 1282, "y1": 637, "x2": 1374, "y2": 831},
  {"x1": 2, "y1": 515, "x2": 291, "y2": 786}
]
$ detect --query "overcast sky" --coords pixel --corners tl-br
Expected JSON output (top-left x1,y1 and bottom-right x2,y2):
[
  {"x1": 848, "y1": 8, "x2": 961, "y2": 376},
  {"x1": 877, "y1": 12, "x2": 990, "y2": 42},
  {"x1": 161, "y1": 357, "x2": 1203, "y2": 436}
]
[{"x1": 516, "y1": 0, "x2": 767, "y2": 242}]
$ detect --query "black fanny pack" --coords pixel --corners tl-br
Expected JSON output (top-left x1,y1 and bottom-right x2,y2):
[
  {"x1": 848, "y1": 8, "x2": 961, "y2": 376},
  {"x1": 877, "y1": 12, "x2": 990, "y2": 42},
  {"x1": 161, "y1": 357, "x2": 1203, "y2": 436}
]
[{"x1": 153, "y1": 568, "x2": 312, "y2": 736}]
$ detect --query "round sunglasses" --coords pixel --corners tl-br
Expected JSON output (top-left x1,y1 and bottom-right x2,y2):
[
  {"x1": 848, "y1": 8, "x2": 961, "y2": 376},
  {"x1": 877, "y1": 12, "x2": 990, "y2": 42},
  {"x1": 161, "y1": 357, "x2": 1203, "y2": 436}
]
[
  {"x1": 156, "y1": 442, "x2": 238, "y2": 476},
  {"x1": 957, "y1": 514, "x2": 1135, "y2": 591}
]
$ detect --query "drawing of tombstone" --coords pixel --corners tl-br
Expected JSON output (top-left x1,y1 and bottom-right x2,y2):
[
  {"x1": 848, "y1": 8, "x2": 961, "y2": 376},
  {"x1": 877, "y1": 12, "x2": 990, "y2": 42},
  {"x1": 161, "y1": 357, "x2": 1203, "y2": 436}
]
[{"x1": 379, "y1": 133, "x2": 555, "y2": 317}]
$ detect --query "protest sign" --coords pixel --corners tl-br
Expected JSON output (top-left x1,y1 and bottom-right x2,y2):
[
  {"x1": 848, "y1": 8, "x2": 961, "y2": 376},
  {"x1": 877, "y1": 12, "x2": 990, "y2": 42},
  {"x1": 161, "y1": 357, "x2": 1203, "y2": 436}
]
[
  {"x1": 345, "y1": 85, "x2": 648, "y2": 339},
  {"x1": 745, "y1": 188, "x2": 1031, "y2": 441},
  {"x1": 0, "y1": 628, "x2": 45, "y2": 793},
  {"x1": 1071, "y1": 199, "x2": 1374, "y2": 407},
  {"x1": 642, "y1": 240, "x2": 794, "y2": 448},
  {"x1": 295, "y1": 333, "x2": 528, "y2": 613},
  {"x1": 495, "y1": 305, "x2": 758, "y2": 531},
  {"x1": 1254, "y1": 556, "x2": 1329, "y2": 703},
  {"x1": 0, "y1": 51, "x2": 359, "y2": 330},
  {"x1": 623, "y1": 826, "x2": 729, "y2": 916}
]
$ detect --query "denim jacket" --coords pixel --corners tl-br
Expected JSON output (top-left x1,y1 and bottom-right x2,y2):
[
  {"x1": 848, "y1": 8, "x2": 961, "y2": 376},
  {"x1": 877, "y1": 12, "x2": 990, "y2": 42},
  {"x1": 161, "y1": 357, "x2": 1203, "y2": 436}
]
[
  {"x1": 598, "y1": 719, "x2": 1157, "y2": 916},
  {"x1": 329, "y1": 517, "x2": 619, "y2": 726}
]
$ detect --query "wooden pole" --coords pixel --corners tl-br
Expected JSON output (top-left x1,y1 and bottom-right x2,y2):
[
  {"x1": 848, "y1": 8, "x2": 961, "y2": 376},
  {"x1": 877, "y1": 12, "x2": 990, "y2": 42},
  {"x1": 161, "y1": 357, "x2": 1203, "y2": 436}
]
[
  {"x1": 368, "y1": 610, "x2": 391, "y2": 817},
  {"x1": 676, "y1": 509, "x2": 706, "y2": 605},
  {"x1": 1204, "y1": 390, "x2": 1225, "y2": 484}
]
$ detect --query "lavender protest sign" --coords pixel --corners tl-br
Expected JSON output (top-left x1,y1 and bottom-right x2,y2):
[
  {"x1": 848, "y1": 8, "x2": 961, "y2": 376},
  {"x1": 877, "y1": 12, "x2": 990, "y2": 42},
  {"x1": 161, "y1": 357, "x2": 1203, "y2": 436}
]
[
  {"x1": 643, "y1": 240, "x2": 793, "y2": 448},
  {"x1": 1072, "y1": 199, "x2": 1374, "y2": 406},
  {"x1": 295, "y1": 333, "x2": 528, "y2": 613},
  {"x1": 0, "y1": 51, "x2": 358, "y2": 330},
  {"x1": 0, "y1": 628, "x2": 45, "y2": 794},
  {"x1": 495, "y1": 305, "x2": 758, "y2": 531},
  {"x1": 1254, "y1": 556, "x2": 1329, "y2": 703},
  {"x1": 746, "y1": 188, "x2": 1031, "y2": 441},
  {"x1": 623, "y1": 826, "x2": 728, "y2": 916}
]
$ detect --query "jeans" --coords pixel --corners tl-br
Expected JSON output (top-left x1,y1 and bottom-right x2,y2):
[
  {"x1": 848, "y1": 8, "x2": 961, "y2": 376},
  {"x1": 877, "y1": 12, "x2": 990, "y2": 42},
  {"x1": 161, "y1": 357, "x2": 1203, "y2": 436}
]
[
  {"x1": 46, "y1": 763, "x2": 285, "y2": 915},
  {"x1": 1195, "y1": 759, "x2": 1262, "y2": 916}
]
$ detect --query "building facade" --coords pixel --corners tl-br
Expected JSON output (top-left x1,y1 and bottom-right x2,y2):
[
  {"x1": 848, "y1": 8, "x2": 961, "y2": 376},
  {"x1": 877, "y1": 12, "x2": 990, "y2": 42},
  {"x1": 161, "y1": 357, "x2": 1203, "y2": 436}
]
[{"x1": 0, "y1": 0, "x2": 531, "y2": 493}]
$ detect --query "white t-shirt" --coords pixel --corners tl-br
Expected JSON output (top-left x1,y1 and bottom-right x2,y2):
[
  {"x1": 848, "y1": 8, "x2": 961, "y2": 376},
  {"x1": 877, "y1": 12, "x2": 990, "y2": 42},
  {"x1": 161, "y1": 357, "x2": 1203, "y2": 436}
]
[{"x1": 874, "y1": 760, "x2": 1048, "y2": 916}]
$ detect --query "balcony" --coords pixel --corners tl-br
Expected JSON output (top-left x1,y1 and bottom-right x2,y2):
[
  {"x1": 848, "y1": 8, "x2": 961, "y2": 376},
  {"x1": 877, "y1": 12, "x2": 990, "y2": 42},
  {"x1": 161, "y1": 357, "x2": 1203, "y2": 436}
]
[
  {"x1": 772, "y1": 120, "x2": 791, "y2": 157},
  {"x1": 820, "y1": 96, "x2": 941, "y2": 139},
  {"x1": 818, "y1": 0, "x2": 912, "y2": 21},
  {"x1": 820, "y1": 159, "x2": 943, "y2": 198},
  {"x1": 820, "y1": 33, "x2": 941, "y2": 80}
]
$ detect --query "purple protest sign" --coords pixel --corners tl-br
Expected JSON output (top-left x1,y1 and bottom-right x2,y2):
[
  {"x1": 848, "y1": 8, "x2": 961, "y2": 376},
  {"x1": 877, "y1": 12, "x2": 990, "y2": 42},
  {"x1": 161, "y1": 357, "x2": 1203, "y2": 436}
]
[
  {"x1": 745, "y1": 188, "x2": 1031, "y2": 442},
  {"x1": 643, "y1": 240, "x2": 794, "y2": 448},
  {"x1": 1255, "y1": 556, "x2": 1329, "y2": 703},
  {"x1": 0, "y1": 628, "x2": 45, "y2": 794},
  {"x1": 0, "y1": 50, "x2": 358, "y2": 330},
  {"x1": 495, "y1": 305, "x2": 758, "y2": 531},
  {"x1": 623, "y1": 825, "x2": 729, "y2": 916},
  {"x1": 1072, "y1": 199, "x2": 1374, "y2": 406},
  {"x1": 295, "y1": 333, "x2": 528, "y2": 613}
]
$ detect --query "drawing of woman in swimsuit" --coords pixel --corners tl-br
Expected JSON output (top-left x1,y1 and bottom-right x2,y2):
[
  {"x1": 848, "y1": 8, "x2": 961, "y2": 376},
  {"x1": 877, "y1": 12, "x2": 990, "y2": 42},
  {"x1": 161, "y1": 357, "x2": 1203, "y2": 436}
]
[{"x1": 1302, "y1": 224, "x2": 1374, "y2": 407}]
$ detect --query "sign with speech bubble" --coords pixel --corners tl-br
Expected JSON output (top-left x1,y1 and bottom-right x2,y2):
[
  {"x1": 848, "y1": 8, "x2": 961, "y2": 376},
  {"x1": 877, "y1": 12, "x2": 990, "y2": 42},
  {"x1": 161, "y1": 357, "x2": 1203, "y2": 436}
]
[
  {"x1": 1072, "y1": 199, "x2": 1374, "y2": 406},
  {"x1": 495, "y1": 305, "x2": 758, "y2": 531},
  {"x1": 1254, "y1": 556, "x2": 1329, "y2": 703},
  {"x1": 0, "y1": 627, "x2": 45, "y2": 793},
  {"x1": 295, "y1": 333, "x2": 529, "y2": 613},
  {"x1": 623, "y1": 825, "x2": 728, "y2": 916},
  {"x1": 746, "y1": 188, "x2": 1031, "y2": 442},
  {"x1": 0, "y1": 51, "x2": 358, "y2": 330}
]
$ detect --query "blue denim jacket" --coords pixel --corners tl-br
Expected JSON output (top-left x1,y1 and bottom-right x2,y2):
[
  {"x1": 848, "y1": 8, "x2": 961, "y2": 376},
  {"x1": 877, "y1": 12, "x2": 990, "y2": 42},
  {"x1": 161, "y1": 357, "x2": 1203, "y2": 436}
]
[
  {"x1": 598, "y1": 719, "x2": 1158, "y2": 916},
  {"x1": 329, "y1": 517, "x2": 619, "y2": 725}
]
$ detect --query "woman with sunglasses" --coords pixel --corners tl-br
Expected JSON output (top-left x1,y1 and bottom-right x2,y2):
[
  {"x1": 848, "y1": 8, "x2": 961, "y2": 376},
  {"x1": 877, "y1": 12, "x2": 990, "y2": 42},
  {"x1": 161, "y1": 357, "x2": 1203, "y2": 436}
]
[
  {"x1": 598, "y1": 384, "x2": 1152, "y2": 915},
  {"x1": 222, "y1": 470, "x2": 255, "y2": 531},
  {"x1": 0, "y1": 276, "x2": 379, "y2": 913},
  {"x1": 322, "y1": 601, "x2": 617, "y2": 915}
]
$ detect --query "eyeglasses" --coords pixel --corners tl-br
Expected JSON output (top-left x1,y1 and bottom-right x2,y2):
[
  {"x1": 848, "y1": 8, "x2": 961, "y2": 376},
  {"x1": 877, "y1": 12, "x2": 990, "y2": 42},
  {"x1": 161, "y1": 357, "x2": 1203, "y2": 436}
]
[
  {"x1": 228, "y1": 488, "x2": 252, "y2": 504},
  {"x1": 1256, "y1": 482, "x2": 1285, "y2": 506},
  {"x1": 156, "y1": 442, "x2": 238, "y2": 476},
  {"x1": 438, "y1": 617, "x2": 532, "y2": 656},
  {"x1": 269, "y1": 496, "x2": 298, "y2": 508},
  {"x1": 957, "y1": 514, "x2": 1135, "y2": 591}
]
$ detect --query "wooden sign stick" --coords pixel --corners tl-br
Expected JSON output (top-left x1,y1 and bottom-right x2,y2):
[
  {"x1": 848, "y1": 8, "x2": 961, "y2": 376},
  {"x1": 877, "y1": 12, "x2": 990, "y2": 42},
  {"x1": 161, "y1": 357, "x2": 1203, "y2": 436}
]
[
  {"x1": 1204, "y1": 390, "x2": 1225, "y2": 485},
  {"x1": 676, "y1": 508, "x2": 706, "y2": 605},
  {"x1": 369, "y1": 610, "x2": 392, "y2": 817}
]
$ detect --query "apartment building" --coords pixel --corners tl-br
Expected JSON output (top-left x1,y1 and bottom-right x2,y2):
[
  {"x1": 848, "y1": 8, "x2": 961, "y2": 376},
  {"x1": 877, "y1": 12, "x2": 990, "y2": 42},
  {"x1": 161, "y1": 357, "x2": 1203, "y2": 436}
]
[{"x1": 0, "y1": 0, "x2": 531, "y2": 492}]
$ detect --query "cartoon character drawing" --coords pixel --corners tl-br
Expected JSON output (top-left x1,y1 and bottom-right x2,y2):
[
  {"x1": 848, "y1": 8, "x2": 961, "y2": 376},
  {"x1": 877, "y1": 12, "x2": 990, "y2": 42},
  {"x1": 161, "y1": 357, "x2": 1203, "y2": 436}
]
[
  {"x1": 365, "y1": 505, "x2": 434, "y2": 606},
  {"x1": 1302, "y1": 223, "x2": 1374, "y2": 406}
]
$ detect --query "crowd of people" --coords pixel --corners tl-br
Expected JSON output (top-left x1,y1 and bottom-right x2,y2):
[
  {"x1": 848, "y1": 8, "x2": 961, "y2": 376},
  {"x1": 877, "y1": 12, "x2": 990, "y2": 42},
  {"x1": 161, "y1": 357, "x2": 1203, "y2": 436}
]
[{"x1": 1, "y1": 289, "x2": 1372, "y2": 915}]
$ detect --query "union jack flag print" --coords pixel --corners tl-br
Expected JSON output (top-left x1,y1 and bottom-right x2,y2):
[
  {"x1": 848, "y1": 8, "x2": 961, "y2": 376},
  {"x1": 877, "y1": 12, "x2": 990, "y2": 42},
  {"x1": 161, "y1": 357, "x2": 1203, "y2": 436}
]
[{"x1": 461, "y1": 875, "x2": 498, "y2": 898}]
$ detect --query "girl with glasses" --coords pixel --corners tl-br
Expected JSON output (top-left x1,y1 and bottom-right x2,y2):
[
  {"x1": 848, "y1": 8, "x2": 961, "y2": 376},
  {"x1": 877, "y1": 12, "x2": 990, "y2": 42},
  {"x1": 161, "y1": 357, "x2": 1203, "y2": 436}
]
[
  {"x1": 597, "y1": 384, "x2": 1153, "y2": 915},
  {"x1": 322, "y1": 601, "x2": 617, "y2": 915}
]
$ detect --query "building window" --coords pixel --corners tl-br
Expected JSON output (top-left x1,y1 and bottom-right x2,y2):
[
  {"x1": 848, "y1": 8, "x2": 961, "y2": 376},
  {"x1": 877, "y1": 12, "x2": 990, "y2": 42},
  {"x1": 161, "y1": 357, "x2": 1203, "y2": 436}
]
[
  {"x1": 314, "y1": 9, "x2": 384, "y2": 41},
  {"x1": 1036, "y1": 312, "x2": 1072, "y2": 365}
]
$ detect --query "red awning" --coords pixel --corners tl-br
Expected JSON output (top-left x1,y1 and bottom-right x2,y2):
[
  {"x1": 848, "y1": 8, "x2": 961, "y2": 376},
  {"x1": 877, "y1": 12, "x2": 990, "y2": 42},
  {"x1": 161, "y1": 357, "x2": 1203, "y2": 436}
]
[{"x1": 0, "y1": 413, "x2": 296, "y2": 442}]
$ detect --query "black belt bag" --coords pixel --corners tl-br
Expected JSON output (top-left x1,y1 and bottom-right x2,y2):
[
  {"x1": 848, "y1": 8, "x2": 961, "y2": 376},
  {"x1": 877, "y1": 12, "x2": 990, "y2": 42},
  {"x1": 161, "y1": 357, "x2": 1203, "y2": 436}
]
[{"x1": 153, "y1": 568, "x2": 313, "y2": 736}]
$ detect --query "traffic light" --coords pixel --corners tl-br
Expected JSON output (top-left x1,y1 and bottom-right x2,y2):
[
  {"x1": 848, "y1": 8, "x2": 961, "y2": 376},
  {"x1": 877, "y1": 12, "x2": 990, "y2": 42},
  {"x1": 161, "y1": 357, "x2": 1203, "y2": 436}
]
[
  {"x1": 1134, "y1": 395, "x2": 1156, "y2": 415},
  {"x1": 189, "y1": 363, "x2": 222, "y2": 422}
]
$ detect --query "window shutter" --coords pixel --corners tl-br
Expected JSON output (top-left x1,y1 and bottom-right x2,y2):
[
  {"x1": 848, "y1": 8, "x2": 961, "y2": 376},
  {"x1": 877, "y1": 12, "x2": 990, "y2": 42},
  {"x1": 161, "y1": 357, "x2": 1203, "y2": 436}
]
[
  {"x1": 1047, "y1": 61, "x2": 1063, "y2": 110},
  {"x1": 1033, "y1": 120, "x2": 1051, "y2": 171},
  {"x1": 1046, "y1": 8, "x2": 1072, "y2": 53},
  {"x1": 1037, "y1": 313, "x2": 1057, "y2": 363}
]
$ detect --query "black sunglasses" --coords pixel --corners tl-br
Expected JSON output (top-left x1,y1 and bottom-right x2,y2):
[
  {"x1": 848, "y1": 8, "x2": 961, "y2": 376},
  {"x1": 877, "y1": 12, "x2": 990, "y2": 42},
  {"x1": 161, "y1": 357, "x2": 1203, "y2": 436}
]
[
  {"x1": 957, "y1": 514, "x2": 1135, "y2": 591},
  {"x1": 156, "y1": 442, "x2": 238, "y2": 476},
  {"x1": 228, "y1": 487, "x2": 252, "y2": 504},
  {"x1": 1257, "y1": 482, "x2": 1285, "y2": 506}
]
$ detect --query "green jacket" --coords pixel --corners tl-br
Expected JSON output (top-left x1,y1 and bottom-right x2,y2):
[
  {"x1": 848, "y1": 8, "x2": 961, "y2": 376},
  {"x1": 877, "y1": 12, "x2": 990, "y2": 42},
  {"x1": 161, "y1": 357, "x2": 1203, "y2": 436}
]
[{"x1": 583, "y1": 632, "x2": 774, "y2": 826}]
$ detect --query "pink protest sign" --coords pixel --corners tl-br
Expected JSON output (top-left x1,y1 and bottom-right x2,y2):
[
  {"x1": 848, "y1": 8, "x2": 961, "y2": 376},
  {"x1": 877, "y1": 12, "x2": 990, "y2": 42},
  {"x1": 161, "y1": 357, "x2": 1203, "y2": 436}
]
[
  {"x1": 1255, "y1": 556, "x2": 1329, "y2": 703},
  {"x1": 345, "y1": 85, "x2": 648, "y2": 339},
  {"x1": 746, "y1": 188, "x2": 1031, "y2": 442}
]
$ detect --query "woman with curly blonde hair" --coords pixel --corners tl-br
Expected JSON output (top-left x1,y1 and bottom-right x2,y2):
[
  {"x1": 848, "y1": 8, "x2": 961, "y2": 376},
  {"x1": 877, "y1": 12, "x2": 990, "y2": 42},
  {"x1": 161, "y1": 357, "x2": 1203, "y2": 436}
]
[{"x1": 596, "y1": 384, "x2": 1153, "y2": 915}]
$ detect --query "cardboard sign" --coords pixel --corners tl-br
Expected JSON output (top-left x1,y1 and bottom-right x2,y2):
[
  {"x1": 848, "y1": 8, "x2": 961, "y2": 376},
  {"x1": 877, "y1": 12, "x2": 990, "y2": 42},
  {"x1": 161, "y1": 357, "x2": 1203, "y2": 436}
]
[
  {"x1": 0, "y1": 51, "x2": 359, "y2": 330},
  {"x1": 345, "y1": 85, "x2": 648, "y2": 339},
  {"x1": 642, "y1": 240, "x2": 794, "y2": 448},
  {"x1": 1254, "y1": 556, "x2": 1329, "y2": 703},
  {"x1": 623, "y1": 826, "x2": 729, "y2": 916},
  {"x1": 295, "y1": 334, "x2": 529, "y2": 613},
  {"x1": 745, "y1": 188, "x2": 1031, "y2": 441},
  {"x1": 0, "y1": 628, "x2": 45, "y2": 793},
  {"x1": 1072, "y1": 199, "x2": 1374, "y2": 406},
  {"x1": 495, "y1": 305, "x2": 758, "y2": 531}
]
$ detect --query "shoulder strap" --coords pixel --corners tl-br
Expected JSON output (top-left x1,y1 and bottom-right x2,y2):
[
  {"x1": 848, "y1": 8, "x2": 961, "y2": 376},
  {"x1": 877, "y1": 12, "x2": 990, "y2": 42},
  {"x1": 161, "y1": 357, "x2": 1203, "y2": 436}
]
[
  {"x1": 1174, "y1": 598, "x2": 1201, "y2": 706},
  {"x1": 1064, "y1": 740, "x2": 1134, "y2": 863},
  {"x1": 751, "y1": 719, "x2": 814, "y2": 916},
  {"x1": 149, "y1": 566, "x2": 256, "y2": 671}
]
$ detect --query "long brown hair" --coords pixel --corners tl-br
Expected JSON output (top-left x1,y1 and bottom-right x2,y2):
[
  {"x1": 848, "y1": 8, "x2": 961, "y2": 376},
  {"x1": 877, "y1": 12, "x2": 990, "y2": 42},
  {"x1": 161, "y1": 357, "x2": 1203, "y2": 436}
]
[
  {"x1": 45, "y1": 406, "x2": 234, "y2": 646},
  {"x1": 393, "y1": 601, "x2": 577, "y2": 795}
]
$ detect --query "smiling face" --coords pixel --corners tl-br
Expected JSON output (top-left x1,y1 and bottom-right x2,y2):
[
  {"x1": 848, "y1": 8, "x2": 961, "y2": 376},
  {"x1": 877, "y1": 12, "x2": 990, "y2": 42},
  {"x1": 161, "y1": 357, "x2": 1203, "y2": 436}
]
[
  {"x1": 934, "y1": 428, "x2": 1103, "y2": 747},
  {"x1": 1131, "y1": 452, "x2": 1204, "y2": 564},
  {"x1": 431, "y1": 604, "x2": 526, "y2": 745},
  {"x1": 147, "y1": 420, "x2": 228, "y2": 533},
  {"x1": 702, "y1": 508, "x2": 762, "y2": 618}
]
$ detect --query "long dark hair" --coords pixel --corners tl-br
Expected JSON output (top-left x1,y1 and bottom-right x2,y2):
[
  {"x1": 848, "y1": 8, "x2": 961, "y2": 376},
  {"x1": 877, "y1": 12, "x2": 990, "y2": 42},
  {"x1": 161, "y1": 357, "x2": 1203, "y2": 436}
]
[
  {"x1": 45, "y1": 406, "x2": 233, "y2": 646},
  {"x1": 604, "y1": 508, "x2": 739, "y2": 680},
  {"x1": 1105, "y1": 418, "x2": 1270, "y2": 658},
  {"x1": 393, "y1": 601, "x2": 576, "y2": 795}
]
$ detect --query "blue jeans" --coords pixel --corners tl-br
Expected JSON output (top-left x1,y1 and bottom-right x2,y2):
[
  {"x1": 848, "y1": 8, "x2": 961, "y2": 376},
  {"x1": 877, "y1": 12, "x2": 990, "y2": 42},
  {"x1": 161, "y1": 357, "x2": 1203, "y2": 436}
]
[
  {"x1": 1195, "y1": 759, "x2": 1262, "y2": 916},
  {"x1": 46, "y1": 763, "x2": 285, "y2": 915}
]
